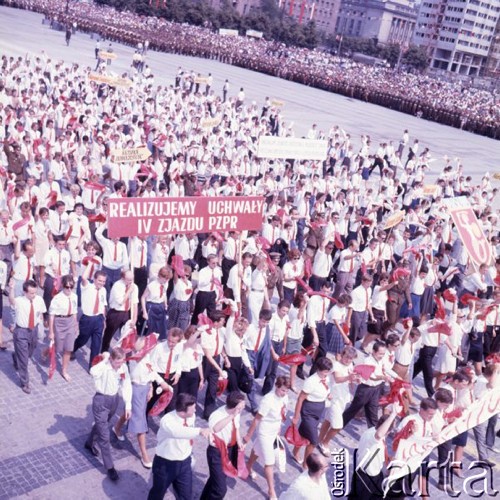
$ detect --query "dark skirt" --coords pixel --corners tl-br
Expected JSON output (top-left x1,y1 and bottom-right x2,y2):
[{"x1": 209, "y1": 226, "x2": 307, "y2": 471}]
[
  {"x1": 298, "y1": 400, "x2": 325, "y2": 446},
  {"x1": 146, "y1": 302, "x2": 167, "y2": 340},
  {"x1": 420, "y1": 286, "x2": 435, "y2": 316},
  {"x1": 167, "y1": 298, "x2": 191, "y2": 332},
  {"x1": 127, "y1": 383, "x2": 150, "y2": 434},
  {"x1": 326, "y1": 323, "x2": 345, "y2": 354}
]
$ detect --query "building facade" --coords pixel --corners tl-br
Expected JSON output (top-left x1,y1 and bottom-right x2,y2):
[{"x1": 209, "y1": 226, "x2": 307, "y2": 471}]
[
  {"x1": 413, "y1": 0, "x2": 500, "y2": 76},
  {"x1": 334, "y1": 0, "x2": 418, "y2": 45}
]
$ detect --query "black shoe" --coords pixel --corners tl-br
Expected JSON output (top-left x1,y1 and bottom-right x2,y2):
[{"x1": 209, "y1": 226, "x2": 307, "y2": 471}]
[
  {"x1": 21, "y1": 385, "x2": 31, "y2": 394},
  {"x1": 296, "y1": 370, "x2": 306, "y2": 380},
  {"x1": 70, "y1": 352, "x2": 76, "y2": 361},
  {"x1": 12, "y1": 353, "x2": 18, "y2": 371},
  {"x1": 107, "y1": 467, "x2": 119, "y2": 481},
  {"x1": 84, "y1": 442, "x2": 99, "y2": 457}
]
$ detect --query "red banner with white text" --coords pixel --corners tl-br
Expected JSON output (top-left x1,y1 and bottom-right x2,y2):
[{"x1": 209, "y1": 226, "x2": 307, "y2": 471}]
[{"x1": 107, "y1": 196, "x2": 265, "y2": 238}]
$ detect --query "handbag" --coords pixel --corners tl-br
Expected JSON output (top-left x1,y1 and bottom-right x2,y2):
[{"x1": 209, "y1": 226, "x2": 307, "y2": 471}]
[
  {"x1": 274, "y1": 436, "x2": 287, "y2": 473},
  {"x1": 238, "y1": 365, "x2": 254, "y2": 394}
]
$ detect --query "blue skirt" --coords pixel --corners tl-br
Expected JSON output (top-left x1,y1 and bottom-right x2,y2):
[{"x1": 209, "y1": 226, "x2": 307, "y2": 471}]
[
  {"x1": 127, "y1": 383, "x2": 150, "y2": 435},
  {"x1": 326, "y1": 323, "x2": 345, "y2": 354}
]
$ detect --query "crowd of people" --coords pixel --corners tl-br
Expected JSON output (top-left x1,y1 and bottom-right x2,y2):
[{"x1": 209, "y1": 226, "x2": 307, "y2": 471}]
[
  {"x1": 3, "y1": 0, "x2": 500, "y2": 139},
  {"x1": 1, "y1": 2, "x2": 500, "y2": 498}
]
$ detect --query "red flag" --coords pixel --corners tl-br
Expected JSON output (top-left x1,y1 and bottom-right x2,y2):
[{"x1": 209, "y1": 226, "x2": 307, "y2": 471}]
[
  {"x1": 435, "y1": 295, "x2": 446, "y2": 320},
  {"x1": 48, "y1": 341, "x2": 56, "y2": 380},
  {"x1": 171, "y1": 255, "x2": 185, "y2": 277},
  {"x1": 427, "y1": 321, "x2": 452, "y2": 336},
  {"x1": 392, "y1": 420, "x2": 416, "y2": 452},
  {"x1": 379, "y1": 379, "x2": 411, "y2": 416},
  {"x1": 460, "y1": 293, "x2": 479, "y2": 306},
  {"x1": 256, "y1": 236, "x2": 271, "y2": 250},
  {"x1": 119, "y1": 329, "x2": 138, "y2": 353},
  {"x1": 149, "y1": 388, "x2": 173, "y2": 416},
  {"x1": 278, "y1": 353, "x2": 307, "y2": 366},
  {"x1": 334, "y1": 232, "x2": 344, "y2": 250},
  {"x1": 284, "y1": 424, "x2": 309, "y2": 446},
  {"x1": 88, "y1": 213, "x2": 107, "y2": 223},
  {"x1": 213, "y1": 435, "x2": 238, "y2": 478},
  {"x1": 91, "y1": 353, "x2": 105, "y2": 366},
  {"x1": 353, "y1": 364, "x2": 376, "y2": 380},
  {"x1": 127, "y1": 334, "x2": 158, "y2": 361},
  {"x1": 443, "y1": 289, "x2": 457, "y2": 303},
  {"x1": 217, "y1": 377, "x2": 228, "y2": 397}
]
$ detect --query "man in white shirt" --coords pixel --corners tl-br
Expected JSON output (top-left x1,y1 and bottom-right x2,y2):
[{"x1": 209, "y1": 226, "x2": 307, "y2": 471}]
[
  {"x1": 101, "y1": 270, "x2": 138, "y2": 353},
  {"x1": 200, "y1": 392, "x2": 245, "y2": 500},
  {"x1": 85, "y1": 348, "x2": 132, "y2": 482},
  {"x1": 147, "y1": 393, "x2": 211, "y2": 500},
  {"x1": 279, "y1": 450, "x2": 330, "y2": 500},
  {"x1": 191, "y1": 254, "x2": 222, "y2": 325},
  {"x1": 10, "y1": 279, "x2": 47, "y2": 393}
]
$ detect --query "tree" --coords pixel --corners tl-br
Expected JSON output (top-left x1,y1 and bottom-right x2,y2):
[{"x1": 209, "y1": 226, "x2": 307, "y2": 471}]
[{"x1": 402, "y1": 45, "x2": 430, "y2": 71}]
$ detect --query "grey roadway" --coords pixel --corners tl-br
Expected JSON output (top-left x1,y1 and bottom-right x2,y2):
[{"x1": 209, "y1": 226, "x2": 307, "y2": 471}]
[
  {"x1": 0, "y1": 5, "x2": 499, "y2": 183},
  {"x1": 0, "y1": 6, "x2": 498, "y2": 500}
]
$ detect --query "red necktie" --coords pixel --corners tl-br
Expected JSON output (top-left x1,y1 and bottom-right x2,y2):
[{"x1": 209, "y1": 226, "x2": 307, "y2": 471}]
[
  {"x1": 159, "y1": 284, "x2": 164, "y2": 298},
  {"x1": 165, "y1": 349, "x2": 173, "y2": 378},
  {"x1": 67, "y1": 296, "x2": 72, "y2": 315},
  {"x1": 254, "y1": 328, "x2": 263, "y2": 352},
  {"x1": 229, "y1": 419, "x2": 237, "y2": 446},
  {"x1": 93, "y1": 288, "x2": 100, "y2": 315},
  {"x1": 365, "y1": 289, "x2": 369, "y2": 310},
  {"x1": 28, "y1": 300, "x2": 35, "y2": 329},
  {"x1": 210, "y1": 269, "x2": 215, "y2": 291},
  {"x1": 184, "y1": 418, "x2": 194, "y2": 446},
  {"x1": 57, "y1": 252, "x2": 62, "y2": 276},
  {"x1": 124, "y1": 285, "x2": 131, "y2": 311},
  {"x1": 349, "y1": 252, "x2": 354, "y2": 272},
  {"x1": 321, "y1": 378, "x2": 329, "y2": 395},
  {"x1": 114, "y1": 242, "x2": 118, "y2": 261},
  {"x1": 89, "y1": 261, "x2": 95, "y2": 279},
  {"x1": 281, "y1": 404, "x2": 286, "y2": 422}
]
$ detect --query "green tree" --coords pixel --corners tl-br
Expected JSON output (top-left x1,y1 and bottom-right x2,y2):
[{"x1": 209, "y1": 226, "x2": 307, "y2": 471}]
[{"x1": 402, "y1": 45, "x2": 429, "y2": 71}]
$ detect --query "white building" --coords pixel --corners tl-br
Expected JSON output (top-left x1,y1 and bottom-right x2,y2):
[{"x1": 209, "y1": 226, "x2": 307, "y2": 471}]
[
  {"x1": 335, "y1": 0, "x2": 418, "y2": 45},
  {"x1": 413, "y1": 0, "x2": 500, "y2": 76}
]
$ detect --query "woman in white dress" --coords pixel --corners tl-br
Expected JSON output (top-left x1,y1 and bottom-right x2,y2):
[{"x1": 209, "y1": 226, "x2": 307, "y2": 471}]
[
  {"x1": 318, "y1": 346, "x2": 358, "y2": 454},
  {"x1": 244, "y1": 375, "x2": 291, "y2": 500},
  {"x1": 434, "y1": 307, "x2": 464, "y2": 389},
  {"x1": 34, "y1": 207, "x2": 51, "y2": 270},
  {"x1": 248, "y1": 258, "x2": 269, "y2": 325}
]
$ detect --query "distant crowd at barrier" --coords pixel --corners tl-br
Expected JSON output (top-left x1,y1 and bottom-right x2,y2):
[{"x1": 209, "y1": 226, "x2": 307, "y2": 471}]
[{"x1": 3, "y1": 0, "x2": 500, "y2": 139}]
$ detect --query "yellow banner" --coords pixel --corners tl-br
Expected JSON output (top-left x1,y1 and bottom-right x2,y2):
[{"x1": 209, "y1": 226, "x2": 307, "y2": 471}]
[{"x1": 112, "y1": 147, "x2": 151, "y2": 163}]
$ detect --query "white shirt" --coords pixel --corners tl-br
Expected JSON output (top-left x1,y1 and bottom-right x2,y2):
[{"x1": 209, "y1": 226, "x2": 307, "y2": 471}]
[
  {"x1": 355, "y1": 426, "x2": 386, "y2": 477},
  {"x1": 197, "y1": 265, "x2": 223, "y2": 293},
  {"x1": 155, "y1": 411, "x2": 201, "y2": 461},
  {"x1": 307, "y1": 295, "x2": 329, "y2": 326},
  {"x1": 209, "y1": 405, "x2": 240, "y2": 446},
  {"x1": 43, "y1": 248, "x2": 71, "y2": 277},
  {"x1": 150, "y1": 340, "x2": 184, "y2": 375},
  {"x1": 49, "y1": 291, "x2": 78, "y2": 316},
  {"x1": 269, "y1": 312, "x2": 289, "y2": 342},
  {"x1": 350, "y1": 285, "x2": 371, "y2": 313},
  {"x1": 90, "y1": 352, "x2": 132, "y2": 411},
  {"x1": 14, "y1": 295, "x2": 46, "y2": 328},
  {"x1": 108, "y1": 280, "x2": 139, "y2": 311},
  {"x1": 200, "y1": 326, "x2": 225, "y2": 357},
  {"x1": 279, "y1": 471, "x2": 331, "y2": 500},
  {"x1": 81, "y1": 282, "x2": 107, "y2": 316},
  {"x1": 302, "y1": 373, "x2": 330, "y2": 402},
  {"x1": 312, "y1": 248, "x2": 332, "y2": 278}
]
